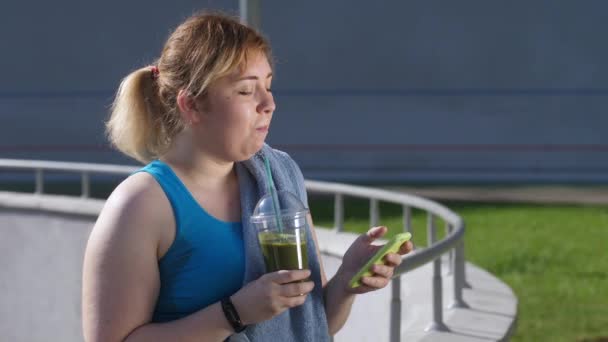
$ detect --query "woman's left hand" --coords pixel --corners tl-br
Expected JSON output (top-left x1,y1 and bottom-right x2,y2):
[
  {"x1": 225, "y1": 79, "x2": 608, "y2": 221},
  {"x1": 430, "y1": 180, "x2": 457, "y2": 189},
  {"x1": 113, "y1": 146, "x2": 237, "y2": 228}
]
[{"x1": 337, "y1": 226, "x2": 414, "y2": 294}]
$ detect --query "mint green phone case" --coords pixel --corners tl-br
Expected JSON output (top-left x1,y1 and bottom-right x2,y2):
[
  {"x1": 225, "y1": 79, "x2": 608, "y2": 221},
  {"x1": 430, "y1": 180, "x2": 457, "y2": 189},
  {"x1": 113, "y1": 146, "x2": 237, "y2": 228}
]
[{"x1": 349, "y1": 232, "x2": 412, "y2": 288}]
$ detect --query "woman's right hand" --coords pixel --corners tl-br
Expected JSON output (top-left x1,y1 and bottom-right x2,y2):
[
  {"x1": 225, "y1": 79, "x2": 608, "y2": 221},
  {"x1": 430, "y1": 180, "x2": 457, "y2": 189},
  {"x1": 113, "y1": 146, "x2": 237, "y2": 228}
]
[{"x1": 230, "y1": 270, "x2": 315, "y2": 325}]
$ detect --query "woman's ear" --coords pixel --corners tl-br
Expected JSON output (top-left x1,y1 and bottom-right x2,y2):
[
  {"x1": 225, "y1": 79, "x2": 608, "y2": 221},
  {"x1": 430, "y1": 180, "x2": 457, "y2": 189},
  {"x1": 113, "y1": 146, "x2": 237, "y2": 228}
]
[{"x1": 176, "y1": 89, "x2": 201, "y2": 125}]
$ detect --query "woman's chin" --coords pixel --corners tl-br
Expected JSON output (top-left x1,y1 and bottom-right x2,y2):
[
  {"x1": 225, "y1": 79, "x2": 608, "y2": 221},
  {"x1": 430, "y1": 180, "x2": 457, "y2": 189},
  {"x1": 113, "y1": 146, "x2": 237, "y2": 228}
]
[{"x1": 236, "y1": 141, "x2": 265, "y2": 161}]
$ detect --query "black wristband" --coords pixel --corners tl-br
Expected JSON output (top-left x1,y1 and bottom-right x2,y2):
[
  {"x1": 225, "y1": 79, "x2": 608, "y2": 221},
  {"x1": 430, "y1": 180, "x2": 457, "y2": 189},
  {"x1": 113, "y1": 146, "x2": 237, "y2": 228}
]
[{"x1": 221, "y1": 297, "x2": 246, "y2": 333}]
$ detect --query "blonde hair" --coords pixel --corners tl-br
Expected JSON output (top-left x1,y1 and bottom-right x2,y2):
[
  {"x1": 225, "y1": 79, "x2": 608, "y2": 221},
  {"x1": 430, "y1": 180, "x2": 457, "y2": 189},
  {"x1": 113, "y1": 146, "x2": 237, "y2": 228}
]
[{"x1": 106, "y1": 12, "x2": 272, "y2": 163}]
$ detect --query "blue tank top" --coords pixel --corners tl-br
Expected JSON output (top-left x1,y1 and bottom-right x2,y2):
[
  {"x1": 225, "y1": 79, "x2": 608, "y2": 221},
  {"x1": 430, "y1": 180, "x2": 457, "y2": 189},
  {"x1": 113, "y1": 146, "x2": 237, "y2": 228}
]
[{"x1": 137, "y1": 160, "x2": 245, "y2": 323}]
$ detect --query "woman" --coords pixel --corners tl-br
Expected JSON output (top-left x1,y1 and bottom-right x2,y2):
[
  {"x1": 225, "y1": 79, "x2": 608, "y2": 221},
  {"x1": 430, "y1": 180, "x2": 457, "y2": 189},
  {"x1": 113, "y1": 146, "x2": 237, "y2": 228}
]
[{"x1": 82, "y1": 12, "x2": 413, "y2": 342}]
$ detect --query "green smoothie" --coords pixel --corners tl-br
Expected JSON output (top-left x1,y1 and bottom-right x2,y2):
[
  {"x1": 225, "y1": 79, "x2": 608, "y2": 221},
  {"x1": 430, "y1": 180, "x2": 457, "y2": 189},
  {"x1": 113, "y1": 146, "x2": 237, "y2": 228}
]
[{"x1": 259, "y1": 232, "x2": 308, "y2": 272}]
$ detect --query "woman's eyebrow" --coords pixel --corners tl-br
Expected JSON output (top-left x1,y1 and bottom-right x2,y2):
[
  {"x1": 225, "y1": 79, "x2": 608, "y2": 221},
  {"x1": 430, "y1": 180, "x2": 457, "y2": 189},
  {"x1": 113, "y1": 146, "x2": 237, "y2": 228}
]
[{"x1": 236, "y1": 72, "x2": 273, "y2": 81}]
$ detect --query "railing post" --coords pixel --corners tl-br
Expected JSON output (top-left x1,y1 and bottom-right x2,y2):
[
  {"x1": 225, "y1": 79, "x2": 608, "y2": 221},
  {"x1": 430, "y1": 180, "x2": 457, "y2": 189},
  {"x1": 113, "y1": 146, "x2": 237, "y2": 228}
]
[
  {"x1": 370, "y1": 198, "x2": 379, "y2": 227},
  {"x1": 425, "y1": 213, "x2": 449, "y2": 332},
  {"x1": 81, "y1": 172, "x2": 90, "y2": 198},
  {"x1": 446, "y1": 222, "x2": 454, "y2": 275},
  {"x1": 35, "y1": 169, "x2": 44, "y2": 194},
  {"x1": 403, "y1": 205, "x2": 412, "y2": 234},
  {"x1": 460, "y1": 237, "x2": 472, "y2": 289},
  {"x1": 390, "y1": 277, "x2": 402, "y2": 342},
  {"x1": 450, "y1": 238, "x2": 469, "y2": 308},
  {"x1": 334, "y1": 193, "x2": 344, "y2": 232}
]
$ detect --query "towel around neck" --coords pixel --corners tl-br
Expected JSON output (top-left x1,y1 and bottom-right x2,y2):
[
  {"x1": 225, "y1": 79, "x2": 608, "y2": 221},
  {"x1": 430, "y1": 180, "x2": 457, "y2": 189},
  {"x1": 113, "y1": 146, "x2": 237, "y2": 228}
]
[{"x1": 232, "y1": 144, "x2": 330, "y2": 342}]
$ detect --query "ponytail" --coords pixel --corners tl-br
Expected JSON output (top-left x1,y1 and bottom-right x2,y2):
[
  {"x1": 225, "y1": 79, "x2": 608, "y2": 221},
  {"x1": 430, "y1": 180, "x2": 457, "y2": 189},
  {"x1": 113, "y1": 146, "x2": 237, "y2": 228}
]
[{"x1": 106, "y1": 66, "x2": 177, "y2": 163}]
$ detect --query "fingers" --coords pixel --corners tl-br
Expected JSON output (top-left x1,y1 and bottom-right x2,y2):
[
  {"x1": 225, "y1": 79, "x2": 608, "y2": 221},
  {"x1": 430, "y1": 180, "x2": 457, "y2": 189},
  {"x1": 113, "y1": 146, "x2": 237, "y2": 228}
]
[
  {"x1": 383, "y1": 253, "x2": 403, "y2": 267},
  {"x1": 274, "y1": 276, "x2": 314, "y2": 309},
  {"x1": 371, "y1": 263, "x2": 394, "y2": 278},
  {"x1": 283, "y1": 292, "x2": 309, "y2": 307},
  {"x1": 361, "y1": 275, "x2": 390, "y2": 289},
  {"x1": 384, "y1": 241, "x2": 413, "y2": 266},
  {"x1": 350, "y1": 263, "x2": 394, "y2": 293},
  {"x1": 279, "y1": 281, "x2": 315, "y2": 297},
  {"x1": 362, "y1": 226, "x2": 388, "y2": 244},
  {"x1": 398, "y1": 241, "x2": 414, "y2": 255},
  {"x1": 270, "y1": 269, "x2": 311, "y2": 284}
]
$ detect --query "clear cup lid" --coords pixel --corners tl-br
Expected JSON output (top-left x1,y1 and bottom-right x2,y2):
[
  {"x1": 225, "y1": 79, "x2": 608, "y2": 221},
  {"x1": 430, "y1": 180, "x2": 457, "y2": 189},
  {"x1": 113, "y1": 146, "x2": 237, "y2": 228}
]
[{"x1": 251, "y1": 190, "x2": 309, "y2": 224}]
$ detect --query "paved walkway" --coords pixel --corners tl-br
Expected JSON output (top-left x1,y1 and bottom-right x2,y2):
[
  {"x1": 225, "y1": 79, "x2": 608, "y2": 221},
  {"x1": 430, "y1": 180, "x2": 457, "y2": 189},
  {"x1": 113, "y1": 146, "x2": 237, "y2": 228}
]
[{"x1": 389, "y1": 186, "x2": 608, "y2": 205}]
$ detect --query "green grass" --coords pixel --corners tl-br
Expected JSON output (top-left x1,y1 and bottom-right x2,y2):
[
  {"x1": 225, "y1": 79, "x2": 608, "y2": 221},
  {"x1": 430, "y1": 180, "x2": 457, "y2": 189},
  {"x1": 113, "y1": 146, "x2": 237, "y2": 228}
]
[{"x1": 308, "y1": 196, "x2": 608, "y2": 342}]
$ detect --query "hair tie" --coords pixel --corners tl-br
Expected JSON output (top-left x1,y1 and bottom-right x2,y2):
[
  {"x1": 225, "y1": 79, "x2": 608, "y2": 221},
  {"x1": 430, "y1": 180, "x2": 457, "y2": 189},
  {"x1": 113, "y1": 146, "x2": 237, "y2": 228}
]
[{"x1": 150, "y1": 66, "x2": 159, "y2": 80}]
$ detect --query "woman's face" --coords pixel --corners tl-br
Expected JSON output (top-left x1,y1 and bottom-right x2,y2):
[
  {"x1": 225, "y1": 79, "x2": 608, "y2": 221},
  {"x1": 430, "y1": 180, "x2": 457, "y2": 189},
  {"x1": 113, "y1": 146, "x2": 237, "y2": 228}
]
[{"x1": 194, "y1": 51, "x2": 275, "y2": 162}]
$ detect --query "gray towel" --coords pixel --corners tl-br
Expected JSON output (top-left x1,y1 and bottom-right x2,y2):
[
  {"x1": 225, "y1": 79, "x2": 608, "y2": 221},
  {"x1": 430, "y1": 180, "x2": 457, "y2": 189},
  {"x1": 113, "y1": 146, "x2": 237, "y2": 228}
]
[{"x1": 231, "y1": 144, "x2": 330, "y2": 342}]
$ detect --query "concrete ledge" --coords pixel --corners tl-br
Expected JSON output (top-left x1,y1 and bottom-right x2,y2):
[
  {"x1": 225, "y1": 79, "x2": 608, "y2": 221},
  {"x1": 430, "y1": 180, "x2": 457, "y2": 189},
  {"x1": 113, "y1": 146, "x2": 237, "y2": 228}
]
[{"x1": 0, "y1": 191, "x2": 104, "y2": 217}]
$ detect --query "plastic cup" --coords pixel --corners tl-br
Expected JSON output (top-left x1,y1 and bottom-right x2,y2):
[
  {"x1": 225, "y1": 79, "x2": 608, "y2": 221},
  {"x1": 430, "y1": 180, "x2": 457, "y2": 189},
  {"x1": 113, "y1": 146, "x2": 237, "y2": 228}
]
[{"x1": 251, "y1": 190, "x2": 310, "y2": 273}]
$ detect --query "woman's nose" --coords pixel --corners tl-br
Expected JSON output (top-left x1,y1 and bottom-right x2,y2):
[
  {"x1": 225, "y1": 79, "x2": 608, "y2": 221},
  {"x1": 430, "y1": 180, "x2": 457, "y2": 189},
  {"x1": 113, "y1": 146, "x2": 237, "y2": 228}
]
[{"x1": 257, "y1": 89, "x2": 276, "y2": 115}]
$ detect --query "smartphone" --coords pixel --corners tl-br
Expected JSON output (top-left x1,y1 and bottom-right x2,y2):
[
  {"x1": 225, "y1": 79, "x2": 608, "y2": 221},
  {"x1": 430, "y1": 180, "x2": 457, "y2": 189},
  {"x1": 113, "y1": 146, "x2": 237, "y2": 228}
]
[{"x1": 349, "y1": 232, "x2": 412, "y2": 288}]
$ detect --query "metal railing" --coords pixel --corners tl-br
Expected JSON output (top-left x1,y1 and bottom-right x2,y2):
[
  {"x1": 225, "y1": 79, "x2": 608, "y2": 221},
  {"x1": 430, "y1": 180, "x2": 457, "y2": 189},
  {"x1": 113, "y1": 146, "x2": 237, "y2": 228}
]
[
  {"x1": 0, "y1": 158, "x2": 467, "y2": 341},
  {"x1": 305, "y1": 181, "x2": 468, "y2": 340}
]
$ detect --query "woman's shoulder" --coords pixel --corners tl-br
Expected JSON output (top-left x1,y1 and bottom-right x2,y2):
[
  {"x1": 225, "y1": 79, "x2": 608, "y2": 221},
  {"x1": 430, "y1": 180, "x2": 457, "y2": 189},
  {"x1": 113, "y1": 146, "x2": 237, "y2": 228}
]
[
  {"x1": 106, "y1": 172, "x2": 169, "y2": 214},
  {"x1": 93, "y1": 172, "x2": 173, "y2": 244}
]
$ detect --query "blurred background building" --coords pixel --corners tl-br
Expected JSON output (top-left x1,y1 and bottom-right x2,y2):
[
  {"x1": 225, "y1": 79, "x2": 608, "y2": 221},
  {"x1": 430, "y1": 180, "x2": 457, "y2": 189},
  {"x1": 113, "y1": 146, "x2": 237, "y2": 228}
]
[{"x1": 1, "y1": 0, "x2": 607, "y2": 183}]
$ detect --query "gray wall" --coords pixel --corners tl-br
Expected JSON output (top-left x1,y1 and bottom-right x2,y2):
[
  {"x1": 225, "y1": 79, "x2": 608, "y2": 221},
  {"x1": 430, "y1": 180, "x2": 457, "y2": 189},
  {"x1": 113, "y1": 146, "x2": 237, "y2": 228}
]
[
  {"x1": 0, "y1": 209, "x2": 94, "y2": 342},
  {"x1": 1, "y1": 1, "x2": 607, "y2": 183}
]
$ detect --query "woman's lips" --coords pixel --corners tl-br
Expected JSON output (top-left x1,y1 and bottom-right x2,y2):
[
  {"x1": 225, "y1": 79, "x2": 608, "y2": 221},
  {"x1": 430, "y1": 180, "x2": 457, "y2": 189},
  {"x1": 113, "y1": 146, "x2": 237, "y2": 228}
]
[{"x1": 256, "y1": 125, "x2": 269, "y2": 132}]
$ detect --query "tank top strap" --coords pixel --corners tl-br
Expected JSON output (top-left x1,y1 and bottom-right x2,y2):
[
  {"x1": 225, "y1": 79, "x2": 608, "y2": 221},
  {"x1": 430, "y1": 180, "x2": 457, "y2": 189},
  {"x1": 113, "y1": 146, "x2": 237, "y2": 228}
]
[{"x1": 136, "y1": 159, "x2": 200, "y2": 230}]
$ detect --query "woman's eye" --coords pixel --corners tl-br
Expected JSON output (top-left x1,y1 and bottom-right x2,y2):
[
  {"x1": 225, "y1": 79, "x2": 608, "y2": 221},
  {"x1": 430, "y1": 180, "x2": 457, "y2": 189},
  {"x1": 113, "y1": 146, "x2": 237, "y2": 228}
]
[
  {"x1": 266, "y1": 88, "x2": 272, "y2": 93},
  {"x1": 238, "y1": 90, "x2": 253, "y2": 95}
]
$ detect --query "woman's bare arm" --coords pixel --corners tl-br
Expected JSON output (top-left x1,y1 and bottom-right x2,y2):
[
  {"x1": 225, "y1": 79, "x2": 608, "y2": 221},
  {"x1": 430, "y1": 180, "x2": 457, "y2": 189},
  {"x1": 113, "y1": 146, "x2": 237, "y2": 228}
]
[{"x1": 82, "y1": 173, "x2": 234, "y2": 342}]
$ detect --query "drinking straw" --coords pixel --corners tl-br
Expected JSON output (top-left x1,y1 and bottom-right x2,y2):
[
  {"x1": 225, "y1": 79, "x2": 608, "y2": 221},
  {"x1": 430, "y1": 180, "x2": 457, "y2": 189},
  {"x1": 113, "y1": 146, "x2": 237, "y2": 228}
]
[{"x1": 263, "y1": 156, "x2": 284, "y2": 232}]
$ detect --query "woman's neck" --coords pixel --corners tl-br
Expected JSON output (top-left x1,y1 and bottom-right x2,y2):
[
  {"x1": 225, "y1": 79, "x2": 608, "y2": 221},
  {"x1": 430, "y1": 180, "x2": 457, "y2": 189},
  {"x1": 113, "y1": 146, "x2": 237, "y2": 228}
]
[{"x1": 161, "y1": 131, "x2": 235, "y2": 188}]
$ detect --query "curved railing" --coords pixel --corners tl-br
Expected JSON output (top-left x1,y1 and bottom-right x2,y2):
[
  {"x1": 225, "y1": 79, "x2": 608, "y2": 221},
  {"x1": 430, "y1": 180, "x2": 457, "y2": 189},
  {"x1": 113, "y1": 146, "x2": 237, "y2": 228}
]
[
  {"x1": 0, "y1": 158, "x2": 467, "y2": 342},
  {"x1": 305, "y1": 181, "x2": 468, "y2": 340}
]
